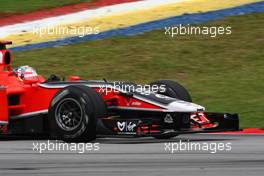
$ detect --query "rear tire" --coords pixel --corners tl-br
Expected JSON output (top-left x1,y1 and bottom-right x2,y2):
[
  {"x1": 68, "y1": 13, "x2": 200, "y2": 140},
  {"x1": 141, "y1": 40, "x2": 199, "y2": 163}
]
[{"x1": 48, "y1": 85, "x2": 106, "y2": 142}]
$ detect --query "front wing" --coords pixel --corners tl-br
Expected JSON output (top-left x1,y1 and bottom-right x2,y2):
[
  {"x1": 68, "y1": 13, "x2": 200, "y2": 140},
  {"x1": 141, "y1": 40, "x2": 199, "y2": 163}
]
[{"x1": 98, "y1": 112, "x2": 239, "y2": 137}]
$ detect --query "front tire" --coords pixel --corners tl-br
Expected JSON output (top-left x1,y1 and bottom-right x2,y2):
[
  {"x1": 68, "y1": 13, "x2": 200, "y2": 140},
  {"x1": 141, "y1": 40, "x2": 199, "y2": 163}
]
[
  {"x1": 150, "y1": 80, "x2": 192, "y2": 102},
  {"x1": 48, "y1": 85, "x2": 106, "y2": 142}
]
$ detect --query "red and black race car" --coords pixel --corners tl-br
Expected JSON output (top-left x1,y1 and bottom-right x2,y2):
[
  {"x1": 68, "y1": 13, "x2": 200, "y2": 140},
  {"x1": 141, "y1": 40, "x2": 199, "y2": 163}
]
[{"x1": 0, "y1": 41, "x2": 239, "y2": 142}]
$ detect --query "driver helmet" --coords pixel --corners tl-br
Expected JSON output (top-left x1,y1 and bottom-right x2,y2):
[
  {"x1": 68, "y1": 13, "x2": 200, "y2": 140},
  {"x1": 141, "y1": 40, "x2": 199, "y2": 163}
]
[{"x1": 14, "y1": 65, "x2": 38, "y2": 79}]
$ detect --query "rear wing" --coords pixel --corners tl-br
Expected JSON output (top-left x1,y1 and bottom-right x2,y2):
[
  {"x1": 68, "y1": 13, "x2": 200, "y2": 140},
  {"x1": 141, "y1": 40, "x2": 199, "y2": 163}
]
[
  {"x1": 0, "y1": 41, "x2": 12, "y2": 71},
  {"x1": 0, "y1": 41, "x2": 12, "y2": 50}
]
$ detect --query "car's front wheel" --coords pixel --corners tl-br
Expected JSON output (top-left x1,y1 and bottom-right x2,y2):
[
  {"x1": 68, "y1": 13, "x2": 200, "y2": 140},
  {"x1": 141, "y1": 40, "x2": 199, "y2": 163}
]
[{"x1": 48, "y1": 85, "x2": 106, "y2": 142}]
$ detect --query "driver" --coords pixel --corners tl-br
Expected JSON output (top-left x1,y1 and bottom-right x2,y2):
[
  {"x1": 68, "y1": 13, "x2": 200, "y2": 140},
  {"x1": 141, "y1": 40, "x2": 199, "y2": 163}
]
[{"x1": 13, "y1": 65, "x2": 38, "y2": 80}]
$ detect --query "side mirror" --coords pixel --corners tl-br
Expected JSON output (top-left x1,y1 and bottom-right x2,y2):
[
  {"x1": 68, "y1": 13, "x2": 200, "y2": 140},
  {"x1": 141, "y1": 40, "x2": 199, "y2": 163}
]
[{"x1": 68, "y1": 75, "x2": 81, "y2": 81}]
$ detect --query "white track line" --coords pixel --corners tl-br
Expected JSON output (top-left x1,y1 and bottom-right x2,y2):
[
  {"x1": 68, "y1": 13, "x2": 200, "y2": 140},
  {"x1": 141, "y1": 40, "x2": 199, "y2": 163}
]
[{"x1": 0, "y1": 0, "x2": 188, "y2": 38}]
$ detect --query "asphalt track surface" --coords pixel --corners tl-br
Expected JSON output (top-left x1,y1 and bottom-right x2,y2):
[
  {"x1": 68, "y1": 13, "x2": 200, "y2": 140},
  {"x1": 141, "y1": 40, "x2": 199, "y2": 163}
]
[{"x1": 0, "y1": 134, "x2": 263, "y2": 176}]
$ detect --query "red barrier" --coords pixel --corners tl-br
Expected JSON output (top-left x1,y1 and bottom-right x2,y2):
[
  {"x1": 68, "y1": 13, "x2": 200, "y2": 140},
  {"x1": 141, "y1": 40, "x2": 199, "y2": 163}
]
[{"x1": 0, "y1": 0, "x2": 139, "y2": 26}]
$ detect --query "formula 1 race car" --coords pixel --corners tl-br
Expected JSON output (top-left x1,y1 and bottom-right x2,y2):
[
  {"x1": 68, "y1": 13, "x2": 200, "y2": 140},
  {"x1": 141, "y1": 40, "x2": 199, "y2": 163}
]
[{"x1": 0, "y1": 41, "x2": 239, "y2": 142}]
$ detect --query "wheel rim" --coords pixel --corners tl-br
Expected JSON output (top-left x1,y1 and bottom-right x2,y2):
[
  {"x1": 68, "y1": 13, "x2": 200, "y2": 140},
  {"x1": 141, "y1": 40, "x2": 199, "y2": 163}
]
[{"x1": 55, "y1": 98, "x2": 83, "y2": 131}]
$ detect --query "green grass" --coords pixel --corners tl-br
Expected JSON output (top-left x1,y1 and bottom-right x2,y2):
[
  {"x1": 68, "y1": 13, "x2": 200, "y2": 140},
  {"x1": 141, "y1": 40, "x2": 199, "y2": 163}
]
[
  {"x1": 0, "y1": 0, "x2": 94, "y2": 14},
  {"x1": 12, "y1": 13, "x2": 264, "y2": 129}
]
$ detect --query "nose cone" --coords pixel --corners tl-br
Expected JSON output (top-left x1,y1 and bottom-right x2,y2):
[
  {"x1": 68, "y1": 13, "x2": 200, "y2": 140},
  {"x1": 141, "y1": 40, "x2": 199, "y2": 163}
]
[{"x1": 167, "y1": 100, "x2": 205, "y2": 112}]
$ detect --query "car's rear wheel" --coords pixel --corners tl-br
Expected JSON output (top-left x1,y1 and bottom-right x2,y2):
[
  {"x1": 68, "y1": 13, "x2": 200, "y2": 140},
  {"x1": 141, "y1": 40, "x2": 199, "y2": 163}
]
[
  {"x1": 48, "y1": 85, "x2": 106, "y2": 142},
  {"x1": 150, "y1": 80, "x2": 192, "y2": 139}
]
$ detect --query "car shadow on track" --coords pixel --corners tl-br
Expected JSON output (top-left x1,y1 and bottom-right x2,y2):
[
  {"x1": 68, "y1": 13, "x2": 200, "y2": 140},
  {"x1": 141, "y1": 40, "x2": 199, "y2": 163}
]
[
  {"x1": 95, "y1": 136, "x2": 236, "y2": 144},
  {"x1": 0, "y1": 134, "x2": 237, "y2": 144},
  {"x1": 0, "y1": 134, "x2": 49, "y2": 141}
]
